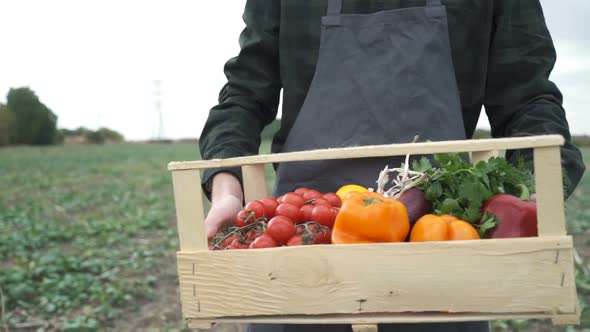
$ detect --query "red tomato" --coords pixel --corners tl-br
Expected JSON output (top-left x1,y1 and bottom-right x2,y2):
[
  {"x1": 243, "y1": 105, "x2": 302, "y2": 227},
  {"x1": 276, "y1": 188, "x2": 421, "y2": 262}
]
[
  {"x1": 235, "y1": 210, "x2": 256, "y2": 227},
  {"x1": 294, "y1": 187, "x2": 309, "y2": 196},
  {"x1": 221, "y1": 234, "x2": 238, "y2": 249},
  {"x1": 286, "y1": 235, "x2": 303, "y2": 246},
  {"x1": 266, "y1": 216, "x2": 295, "y2": 245},
  {"x1": 259, "y1": 197, "x2": 279, "y2": 219},
  {"x1": 227, "y1": 238, "x2": 249, "y2": 250},
  {"x1": 310, "y1": 205, "x2": 337, "y2": 228},
  {"x1": 310, "y1": 198, "x2": 331, "y2": 207},
  {"x1": 275, "y1": 203, "x2": 302, "y2": 222},
  {"x1": 295, "y1": 223, "x2": 306, "y2": 235},
  {"x1": 323, "y1": 193, "x2": 342, "y2": 207},
  {"x1": 302, "y1": 189, "x2": 323, "y2": 201},
  {"x1": 244, "y1": 229, "x2": 262, "y2": 243},
  {"x1": 280, "y1": 193, "x2": 305, "y2": 207},
  {"x1": 250, "y1": 234, "x2": 278, "y2": 249},
  {"x1": 245, "y1": 200, "x2": 265, "y2": 219},
  {"x1": 299, "y1": 204, "x2": 315, "y2": 222},
  {"x1": 310, "y1": 223, "x2": 331, "y2": 244}
]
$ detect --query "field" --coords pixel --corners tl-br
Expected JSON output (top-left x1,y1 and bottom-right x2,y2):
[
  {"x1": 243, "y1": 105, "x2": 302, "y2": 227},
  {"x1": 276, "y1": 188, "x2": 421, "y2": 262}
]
[{"x1": 1, "y1": 141, "x2": 589, "y2": 331}]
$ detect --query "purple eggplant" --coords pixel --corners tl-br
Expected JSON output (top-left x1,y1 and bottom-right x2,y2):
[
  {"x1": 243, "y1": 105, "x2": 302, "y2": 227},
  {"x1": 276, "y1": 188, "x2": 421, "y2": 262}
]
[{"x1": 398, "y1": 188, "x2": 432, "y2": 224}]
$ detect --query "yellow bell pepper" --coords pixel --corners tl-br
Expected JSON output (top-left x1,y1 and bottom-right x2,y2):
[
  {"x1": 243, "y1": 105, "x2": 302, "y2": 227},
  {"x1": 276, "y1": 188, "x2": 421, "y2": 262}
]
[{"x1": 335, "y1": 184, "x2": 368, "y2": 202}]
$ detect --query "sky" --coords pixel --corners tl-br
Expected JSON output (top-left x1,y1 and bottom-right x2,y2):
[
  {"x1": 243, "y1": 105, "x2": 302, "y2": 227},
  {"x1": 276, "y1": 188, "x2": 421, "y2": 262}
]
[{"x1": 0, "y1": 0, "x2": 589, "y2": 141}]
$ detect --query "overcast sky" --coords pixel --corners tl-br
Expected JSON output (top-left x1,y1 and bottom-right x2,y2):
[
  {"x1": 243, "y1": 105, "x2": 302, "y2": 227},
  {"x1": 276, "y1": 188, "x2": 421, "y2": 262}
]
[{"x1": 1, "y1": 0, "x2": 589, "y2": 140}]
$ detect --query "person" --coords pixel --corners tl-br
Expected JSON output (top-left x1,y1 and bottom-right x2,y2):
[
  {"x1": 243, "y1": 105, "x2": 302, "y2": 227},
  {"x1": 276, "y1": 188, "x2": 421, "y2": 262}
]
[{"x1": 198, "y1": 1, "x2": 585, "y2": 331}]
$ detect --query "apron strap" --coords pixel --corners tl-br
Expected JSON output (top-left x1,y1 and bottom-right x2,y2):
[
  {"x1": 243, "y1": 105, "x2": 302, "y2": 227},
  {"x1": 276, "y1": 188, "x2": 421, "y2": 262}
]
[{"x1": 327, "y1": 0, "x2": 441, "y2": 15}]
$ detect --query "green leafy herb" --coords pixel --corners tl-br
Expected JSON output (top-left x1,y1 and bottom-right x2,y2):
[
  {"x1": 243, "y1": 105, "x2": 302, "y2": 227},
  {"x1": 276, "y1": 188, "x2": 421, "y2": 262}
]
[{"x1": 414, "y1": 153, "x2": 535, "y2": 227}]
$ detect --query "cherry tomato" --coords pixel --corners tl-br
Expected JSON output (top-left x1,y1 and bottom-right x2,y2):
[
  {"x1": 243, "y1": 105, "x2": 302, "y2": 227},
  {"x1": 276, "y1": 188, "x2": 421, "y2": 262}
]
[
  {"x1": 310, "y1": 205, "x2": 337, "y2": 228},
  {"x1": 266, "y1": 216, "x2": 296, "y2": 245},
  {"x1": 244, "y1": 229, "x2": 262, "y2": 243},
  {"x1": 235, "y1": 210, "x2": 256, "y2": 227},
  {"x1": 221, "y1": 234, "x2": 238, "y2": 249},
  {"x1": 280, "y1": 193, "x2": 306, "y2": 207},
  {"x1": 295, "y1": 223, "x2": 306, "y2": 235},
  {"x1": 250, "y1": 234, "x2": 278, "y2": 249},
  {"x1": 302, "y1": 189, "x2": 323, "y2": 201},
  {"x1": 275, "y1": 203, "x2": 302, "y2": 222},
  {"x1": 245, "y1": 200, "x2": 265, "y2": 219},
  {"x1": 323, "y1": 193, "x2": 342, "y2": 208},
  {"x1": 259, "y1": 197, "x2": 279, "y2": 219},
  {"x1": 286, "y1": 235, "x2": 303, "y2": 246},
  {"x1": 294, "y1": 187, "x2": 309, "y2": 196},
  {"x1": 299, "y1": 204, "x2": 315, "y2": 222},
  {"x1": 310, "y1": 224, "x2": 331, "y2": 244},
  {"x1": 310, "y1": 198, "x2": 331, "y2": 206},
  {"x1": 227, "y1": 238, "x2": 250, "y2": 249}
]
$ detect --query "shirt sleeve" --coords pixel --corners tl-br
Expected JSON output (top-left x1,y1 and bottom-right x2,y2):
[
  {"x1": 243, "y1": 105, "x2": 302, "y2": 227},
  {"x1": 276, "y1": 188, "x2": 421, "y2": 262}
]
[
  {"x1": 483, "y1": 0, "x2": 585, "y2": 198},
  {"x1": 198, "y1": 0, "x2": 282, "y2": 199}
]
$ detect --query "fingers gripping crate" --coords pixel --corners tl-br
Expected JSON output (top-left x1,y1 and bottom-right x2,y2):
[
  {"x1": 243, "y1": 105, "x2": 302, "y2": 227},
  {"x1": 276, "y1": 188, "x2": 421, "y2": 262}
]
[{"x1": 167, "y1": 135, "x2": 580, "y2": 330}]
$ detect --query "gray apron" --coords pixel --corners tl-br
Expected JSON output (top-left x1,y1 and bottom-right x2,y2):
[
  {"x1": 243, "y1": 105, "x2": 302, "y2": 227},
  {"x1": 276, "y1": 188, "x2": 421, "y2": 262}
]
[{"x1": 256, "y1": 0, "x2": 489, "y2": 331}]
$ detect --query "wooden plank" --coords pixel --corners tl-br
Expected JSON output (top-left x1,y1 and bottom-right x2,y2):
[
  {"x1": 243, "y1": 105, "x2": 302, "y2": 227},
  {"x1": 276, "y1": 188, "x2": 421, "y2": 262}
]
[
  {"x1": 177, "y1": 236, "x2": 576, "y2": 319},
  {"x1": 534, "y1": 146, "x2": 566, "y2": 236},
  {"x1": 172, "y1": 170, "x2": 207, "y2": 251},
  {"x1": 352, "y1": 324, "x2": 378, "y2": 332},
  {"x1": 471, "y1": 150, "x2": 499, "y2": 164},
  {"x1": 187, "y1": 311, "x2": 578, "y2": 326},
  {"x1": 168, "y1": 135, "x2": 564, "y2": 171},
  {"x1": 242, "y1": 164, "x2": 268, "y2": 203}
]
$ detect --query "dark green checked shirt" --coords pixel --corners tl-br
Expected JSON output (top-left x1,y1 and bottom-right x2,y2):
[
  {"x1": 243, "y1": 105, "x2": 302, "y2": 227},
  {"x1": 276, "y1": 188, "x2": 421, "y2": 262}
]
[{"x1": 199, "y1": 0, "x2": 585, "y2": 197}]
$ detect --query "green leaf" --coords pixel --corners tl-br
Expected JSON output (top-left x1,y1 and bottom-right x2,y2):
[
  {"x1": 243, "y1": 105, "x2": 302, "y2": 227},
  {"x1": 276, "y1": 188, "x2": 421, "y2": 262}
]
[
  {"x1": 412, "y1": 157, "x2": 433, "y2": 173},
  {"x1": 478, "y1": 212, "x2": 499, "y2": 238},
  {"x1": 439, "y1": 198, "x2": 461, "y2": 215},
  {"x1": 424, "y1": 182, "x2": 442, "y2": 201}
]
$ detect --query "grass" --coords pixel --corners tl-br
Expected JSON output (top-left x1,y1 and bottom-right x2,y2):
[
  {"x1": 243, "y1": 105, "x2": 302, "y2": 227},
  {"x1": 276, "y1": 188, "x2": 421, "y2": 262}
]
[
  {"x1": 0, "y1": 143, "x2": 199, "y2": 330},
  {"x1": 0, "y1": 142, "x2": 589, "y2": 331}
]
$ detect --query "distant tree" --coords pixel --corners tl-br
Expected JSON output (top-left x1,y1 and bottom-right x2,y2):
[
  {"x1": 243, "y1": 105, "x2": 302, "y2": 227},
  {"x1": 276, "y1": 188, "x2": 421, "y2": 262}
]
[
  {"x1": 84, "y1": 130, "x2": 104, "y2": 144},
  {"x1": 6, "y1": 87, "x2": 59, "y2": 145},
  {"x1": 96, "y1": 127, "x2": 124, "y2": 142},
  {"x1": 0, "y1": 103, "x2": 16, "y2": 145}
]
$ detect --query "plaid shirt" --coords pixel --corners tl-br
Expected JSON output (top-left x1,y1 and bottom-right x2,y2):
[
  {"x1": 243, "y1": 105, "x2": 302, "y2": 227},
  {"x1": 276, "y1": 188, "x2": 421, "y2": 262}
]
[{"x1": 199, "y1": 0, "x2": 584, "y2": 197}]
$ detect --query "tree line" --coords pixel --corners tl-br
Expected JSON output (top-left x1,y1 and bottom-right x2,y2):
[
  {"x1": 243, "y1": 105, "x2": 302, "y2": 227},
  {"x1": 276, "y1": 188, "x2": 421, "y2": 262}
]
[{"x1": 0, "y1": 87, "x2": 124, "y2": 146}]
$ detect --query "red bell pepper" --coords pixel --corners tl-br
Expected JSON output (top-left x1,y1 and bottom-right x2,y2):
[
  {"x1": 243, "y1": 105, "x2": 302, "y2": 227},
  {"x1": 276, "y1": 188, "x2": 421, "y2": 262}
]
[{"x1": 481, "y1": 184, "x2": 538, "y2": 238}]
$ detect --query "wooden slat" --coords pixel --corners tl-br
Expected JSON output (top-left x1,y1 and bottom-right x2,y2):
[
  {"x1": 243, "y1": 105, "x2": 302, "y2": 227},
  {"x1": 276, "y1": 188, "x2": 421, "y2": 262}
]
[
  {"x1": 168, "y1": 135, "x2": 564, "y2": 171},
  {"x1": 187, "y1": 310, "x2": 579, "y2": 327},
  {"x1": 242, "y1": 164, "x2": 268, "y2": 203},
  {"x1": 352, "y1": 324, "x2": 378, "y2": 332},
  {"x1": 177, "y1": 236, "x2": 576, "y2": 319},
  {"x1": 534, "y1": 146, "x2": 566, "y2": 236},
  {"x1": 172, "y1": 170, "x2": 207, "y2": 251},
  {"x1": 471, "y1": 150, "x2": 499, "y2": 164}
]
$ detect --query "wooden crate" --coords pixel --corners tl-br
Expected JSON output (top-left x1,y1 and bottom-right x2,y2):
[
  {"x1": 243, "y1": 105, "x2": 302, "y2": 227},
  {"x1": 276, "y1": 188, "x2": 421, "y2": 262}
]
[{"x1": 168, "y1": 135, "x2": 580, "y2": 330}]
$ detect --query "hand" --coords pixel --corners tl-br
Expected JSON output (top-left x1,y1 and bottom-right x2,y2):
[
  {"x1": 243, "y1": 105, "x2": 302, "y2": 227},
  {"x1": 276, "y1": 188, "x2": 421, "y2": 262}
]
[
  {"x1": 204, "y1": 173, "x2": 244, "y2": 239},
  {"x1": 205, "y1": 195, "x2": 243, "y2": 239}
]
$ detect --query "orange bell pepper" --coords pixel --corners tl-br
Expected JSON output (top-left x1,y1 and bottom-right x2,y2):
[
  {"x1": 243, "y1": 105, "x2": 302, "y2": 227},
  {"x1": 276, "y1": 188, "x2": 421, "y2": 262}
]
[
  {"x1": 410, "y1": 214, "x2": 480, "y2": 242},
  {"x1": 331, "y1": 191, "x2": 410, "y2": 244}
]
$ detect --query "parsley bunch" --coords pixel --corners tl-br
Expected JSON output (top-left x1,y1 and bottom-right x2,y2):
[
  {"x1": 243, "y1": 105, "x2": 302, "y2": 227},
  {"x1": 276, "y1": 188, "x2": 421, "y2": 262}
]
[{"x1": 413, "y1": 153, "x2": 535, "y2": 224}]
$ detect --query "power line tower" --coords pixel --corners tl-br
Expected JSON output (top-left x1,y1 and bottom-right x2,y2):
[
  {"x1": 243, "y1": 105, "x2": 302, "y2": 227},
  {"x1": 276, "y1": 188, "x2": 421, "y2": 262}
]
[{"x1": 153, "y1": 80, "x2": 164, "y2": 140}]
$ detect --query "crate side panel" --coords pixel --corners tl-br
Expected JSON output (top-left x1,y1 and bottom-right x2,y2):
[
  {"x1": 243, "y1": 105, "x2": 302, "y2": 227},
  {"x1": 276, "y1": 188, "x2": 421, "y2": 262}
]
[
  {"x1": 187, "y1": 310, "x2": 579, "y2": 326},
  {"x1": 178, "y1": 237, "x2": 576, "y2": 319}
]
